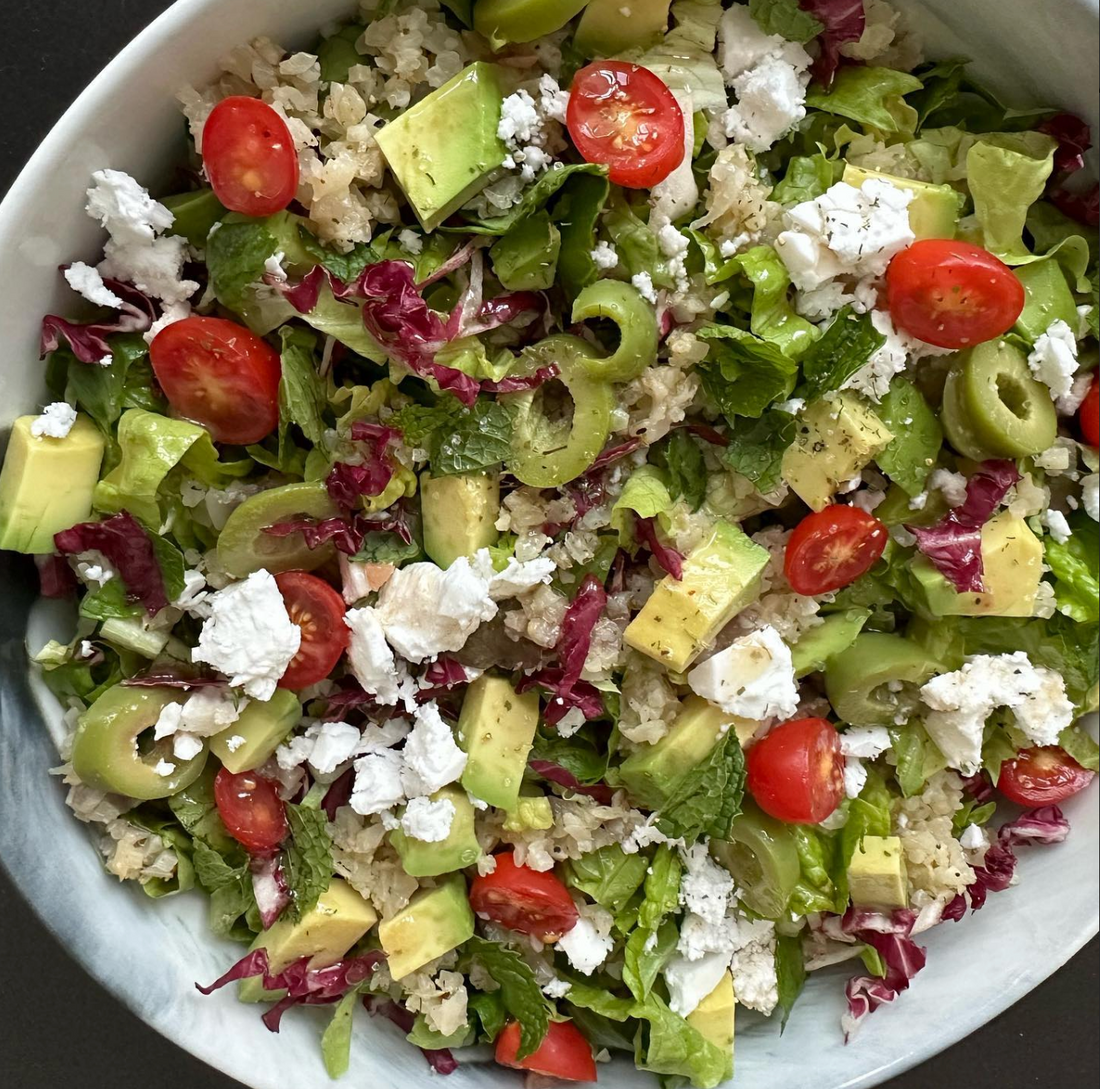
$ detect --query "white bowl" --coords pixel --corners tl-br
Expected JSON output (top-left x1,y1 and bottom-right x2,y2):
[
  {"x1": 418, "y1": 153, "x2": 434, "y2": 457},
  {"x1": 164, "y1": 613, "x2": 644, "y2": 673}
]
[{"x1": 0, "y1": 2, "x2": 1097, "y2": 1087}]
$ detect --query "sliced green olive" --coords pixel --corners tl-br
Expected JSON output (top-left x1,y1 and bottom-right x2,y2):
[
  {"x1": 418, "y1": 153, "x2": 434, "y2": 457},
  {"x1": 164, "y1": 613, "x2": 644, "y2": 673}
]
[
  {"x1": 72, "y1": 685, "x2": 207, "y2": 800},
  {"x1": 504, "y1": 334, "x2": 614, "y2": 488},
  {"x1": 825, "y1": 632, "x2": 944, "y2": 726},
  {"x1": 570, "y1": 280, "x2": 658, "y2": 383},
  {"x1": 710, "y1": 800, "x2": 801, "y2": 918},
  {"x1": 217, "y1": 481, "x2": 340, "y2": 578},
  {"x1": 941, "y1": 364, "x2": 1000, "y2": 461}
]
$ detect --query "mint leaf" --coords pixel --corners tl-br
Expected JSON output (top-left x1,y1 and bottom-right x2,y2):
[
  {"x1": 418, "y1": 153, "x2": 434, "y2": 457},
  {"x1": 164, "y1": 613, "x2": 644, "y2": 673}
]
[
  {"x1": 565, "y1": 846, "x2": 649, "y2": 913},
  {"x1": 637, "y1": 844, "x2": 682, "y2": 933},
  {"x1": 799, "y1": 308, "x2": 887, "y2": 401},
  {"x1": 193, "y1": 840, "x2": 257, "y2": 939},
  {"x1": 623, "y1": 919, "x2": 678, "y2": 1003},
  {"x1": 278, "y1": 326, "x2": 329, "y2": 447},
  {"x1": 283, "y1": 803, "x2": 334, "y2": 921},
  {"x1": 722, "y1": 410, "x2": 796, "y2": 494},
  {"x1": 206, "y1": 218, "x2": 278, "y2": 310},
  {"x1": 658, "y1": 430, "x2": 707, "y2": 512},
  {"x1": 875, "y1": 379, "x2": 943, "y2": 497},
  {"x1": 775, "y1": 933, "x2": 807, "y2": 1032},
  {"x1": 656, "y1": 729, "x2": 746, "y2": 842},
  {"x1": 529, "y1": 726, "x2": 609, "y2": 785},
  {"x1": 464, "y1": 936, "x2": 549, "y2": 1060},
  {"x1": 299, "y1": 227, "x2": 379, "y2": 282},
  {"x1": 749, "y1": 0, "x2": 823, "y2": 43},
  {"x1": 434, "y1": 399, "x2": 514, "y2": 476},
  {"x1": 699, "y1": 325, "x2": 800, "y2": 419},
  {"x1": 468, "y1": 991, "x2": 507, "y2": 1042}
]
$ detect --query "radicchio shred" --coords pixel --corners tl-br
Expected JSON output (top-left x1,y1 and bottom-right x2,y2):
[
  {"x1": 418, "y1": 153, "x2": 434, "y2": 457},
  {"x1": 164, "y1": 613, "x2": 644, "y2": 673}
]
[
  {"x1": 800, "y1": 0, "x2": 867, "y2": 86},
  {"x1": 40, "y1": 275, "x2": 157, "y2": 364},
  {"x1": 364, "y1": 996, "x2": 459, "y2": 1075}
]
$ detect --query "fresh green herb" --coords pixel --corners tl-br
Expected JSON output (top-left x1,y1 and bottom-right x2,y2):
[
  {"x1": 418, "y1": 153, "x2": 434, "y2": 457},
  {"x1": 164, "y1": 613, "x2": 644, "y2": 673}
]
[
  {"x1": 463, "y1": 936, "x2": 549, "y2": 1061},
  {"x1": 875, "y1": 380, "x2": 943, "y2": 497},
  {"x1": 283, "y1": 803, "x2": 334, "y2": 922},
  {"x1": 798, "y1": 308, "x2": 887, "y2": 402},
  {"x1": 655, "y1": 728, "x2": 746, "y2": 842},
  {"x1": 775, "y1": 933, "x2": 807, "y2": 1031},
  {"x1": 748, "y1": 0, "x2": 823, "y2": 42},
  {"x1": 722, "y1": 410, "x2": 797, "y2": 494},
  {"x1": 566, "y1": 846, "x2": 649, "y2": 913},
  {"x1": 278, "y1": 326, "x2": 329, "y2": 447}
]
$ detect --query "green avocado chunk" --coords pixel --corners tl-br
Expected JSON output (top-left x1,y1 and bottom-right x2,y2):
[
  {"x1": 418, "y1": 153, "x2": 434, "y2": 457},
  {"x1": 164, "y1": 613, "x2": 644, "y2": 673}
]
[
  {"x1": 459, "y1": 674, "x2": 540, "y2": 810},
  {"x1": 71, "y1": 684, "x2": 208, "y2": 800},
  {"x1": 209, "y1": 690, "x2": 302, "y2": 774},
  {"x1": 421, "y1": 472, "x2": 500, "y2": 569},
  {"x1": 0, "y1": 414, "x2": 105, "y2": 554},
  {"x1": 574, "y1": 0, "x2": 672, "y2": 56},
  {"x1": 686, "y1": 971, "x2": 735, "y2": 1054},
  {"x1": 847, "y1": 835, "x2": 909, "y2": 910},
  {"x1": 375, "y1": 62, "x2": 507, "y2": 231},
  {"x1": 378, "y1": 874, "x2": 475, "y2": 980},
  {"x1": 624, "y1": 521, "x2": 769, "y2": 672},
  {"x1": 791, "y1": 608, "x2": 872, "y2": 678},
  {"x1": 389, "y1": 784, "x2": 482, "y2": 877}
]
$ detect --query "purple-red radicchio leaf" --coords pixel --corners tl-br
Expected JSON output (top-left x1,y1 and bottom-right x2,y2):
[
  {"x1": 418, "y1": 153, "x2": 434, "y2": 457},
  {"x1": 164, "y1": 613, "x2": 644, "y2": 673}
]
[
  {"x1": 325, "y1": 421, "x2": 402, "y2": 510},
  {"x1": 635, "y1": 516, "x2": 685, "y2": 580},
  {"x1": 41, "y1": 275, "x2": 157, "y2": 364},
  {"x1": 800, "y1": 0, "x2": 867, "y2": 86}
]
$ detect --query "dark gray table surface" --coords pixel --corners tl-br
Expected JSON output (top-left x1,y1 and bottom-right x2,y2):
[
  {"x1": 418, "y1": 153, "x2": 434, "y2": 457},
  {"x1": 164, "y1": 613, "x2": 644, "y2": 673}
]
[{"x1": 0, "y1": 2, "x2": 1097, "y2": 1087}]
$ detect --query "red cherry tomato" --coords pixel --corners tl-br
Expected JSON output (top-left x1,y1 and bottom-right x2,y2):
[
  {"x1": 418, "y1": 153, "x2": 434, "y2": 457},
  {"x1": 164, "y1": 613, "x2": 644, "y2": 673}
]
[
  {"x1": 567, "y1": 61, "x2": 685, "y2": 189},
  {"x1": 150, "y1": 316, "x2": 281, "y2": 444},
  {"x1": 202, "y1": 96, "x2": 299, "y2": 216},
  {"x1": 784, "y1": 505, "x2": 889, "y2": 596},
  {"x1": 469, "y1": 851, "x2": 579, "y2": 942},
  {"x1": 495, "y1": 1020, "x2": 597, "y2": 1083},
  {"x1": 997, "y1": 746, "x2": 1095, "y2": 806},
  {"x1": 746, "y1": 718, "x2": 845, "y2": 825},
  {"x1": 1080, "y1": 375, "x2": 1099, "y2": 447},
  {"x1": 885, "y1": 239, "x2": 1025, "y2": 349},
  {"x1": 274, "y1": 571, "x2": 349, "y2": 690},
  {"x1": 214, "y1": 767, "x2": 288, "y2": 854}
]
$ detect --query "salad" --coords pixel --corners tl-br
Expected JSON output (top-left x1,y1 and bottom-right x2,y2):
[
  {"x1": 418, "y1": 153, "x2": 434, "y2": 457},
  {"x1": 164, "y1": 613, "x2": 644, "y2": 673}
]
[{"x1": 1, "y1": 1, "x2": 1098, "y2": 1085}]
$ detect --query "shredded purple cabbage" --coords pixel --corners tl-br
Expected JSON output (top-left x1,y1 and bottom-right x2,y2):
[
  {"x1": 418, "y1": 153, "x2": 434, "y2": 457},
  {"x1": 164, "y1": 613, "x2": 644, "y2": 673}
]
[{"x1": 40, "y1": 275, "x2": 157, "y2": 364}]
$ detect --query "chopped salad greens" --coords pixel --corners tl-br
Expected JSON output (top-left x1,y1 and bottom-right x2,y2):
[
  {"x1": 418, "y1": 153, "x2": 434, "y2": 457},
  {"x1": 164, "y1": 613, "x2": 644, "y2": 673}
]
[{"x1": 2, "y1": 1, "x2": 1098, "y2": 1085}]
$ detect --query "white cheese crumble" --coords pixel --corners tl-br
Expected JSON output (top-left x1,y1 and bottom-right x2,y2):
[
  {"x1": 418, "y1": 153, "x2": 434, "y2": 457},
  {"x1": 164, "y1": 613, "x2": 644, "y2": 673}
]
[
  {"x1": 656, "y1": 223, "x2": 691, "y2": 292},
  {"x1": 193, "y1": 570, "x2": 302, "y2": 701},
  {"x1": 172, "y1": 733, "x2": 204, "y2": 761},
  {"x1": 728, "y1": 914, "x2": 778, "y2": 1015},
  {"x1": 558, "y1": 909, "x2": 615, "y2": 975},
  {"x1": 959, "y1": 823, "x2": 990, "y2": 852},
  {"x1": 664, "y1": 951, "x2": 729, "y2": 1018},
  {"x1": 687, "y1": 625, "x2": 799, "y2": 721},
  {"x1": 1042, "y1": 508, "x2": 1073, "y2": 544},
  {"x1": 843, "y1": 756, "x2": 868, "y2": 798},
  {"x1": 64, "y1": 262, "x2": 123, "y2": 309},
  {"x1": 542, "y1": 978, "x2": 573, "y2": 999},
  {"x1": 1083, "y1": 473, "x2": 1099, "y2": 521},
  {"x1": 400, "y1": 795, "x2": 456, "y2": 842},
  {"x1": 277, "y1": 721, "x2": 361, "y2": 776},
  {"x1": 350, "y1": 748, "x2": 407, "y2": 816},
  {"x1": 839, "y1": 726, "x2": 893, "y2": 759},
  {"x1": 225, "y1": 734, "x2": 246, "y2": 753},
  {"x1": 920, "y1": 653, "x2": 1076, "y2": 774},
  {"x1": 344, "y1": 607, "x2": 400, "y2": 704},
  {"x1": 397, "y1": 228, "x2": 423, "y2": 255},
  {"x1": 154, "y1": 759, "x2": 176, "y2": 778},
  {"x1": 776, "y1": 179, "x2": 915, "y2": 292},
  {"x1": 30, "y1": 402, "x2": 78, "y2": 440},
  {"x1": 1027, "y1": 319, "x2": 1079, "y2": 402},
  {"x1": 401, "y1": 701, "x2": 468, "y2": 796},
  {"x1": 679, "y1": 843, "x2": 735, "y2": 925},
  {"x1": 590, "y1": 240, "x2": 619, "y2": 271},
  {"x1": 631, "y1": 270, "x2": 658, "y2": 304},
  {"x1": 928, "y1": 468, "x2": 969, "y2": 508}
]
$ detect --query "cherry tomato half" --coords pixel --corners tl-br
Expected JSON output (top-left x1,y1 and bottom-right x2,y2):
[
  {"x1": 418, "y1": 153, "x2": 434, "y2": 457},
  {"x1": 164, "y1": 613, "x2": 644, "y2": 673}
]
[
  {"x1": 997, "y1": 746, "x2": 1095, "y2": 807},
  {"x1": 566, "y1": 61, "x2": 684, "y2": 189},
  {"x1": 202, "y1": 96, "x2": 299, "y2": 216},
  {"x1": 495, "y1": 1020, "x2": 597, "y2": 1083},
  {"x1": 746, "y1": 718, "x2": 845, "y2": 825},
  {"x1": 275, "y1": 571, "x2": 349, "y2": 690},
  {"x1": 469, "y1": 851, "x2": 579, "y2": 942},
  {"x1": 885, "y1": 239, "x2": 1025, "y2": 349},
  {"x1": 1080, "y1": 375, "x2": 1099, "y2": 448},
  {"x1": 214, "y1": 767, "x2": 288, "y2": 854},
  {"x1": 150, "y1": 316, "x2": 281, "y2": 444},
  {"x1": 785, "y1": 505, "x2": 889, "y2": 596}
]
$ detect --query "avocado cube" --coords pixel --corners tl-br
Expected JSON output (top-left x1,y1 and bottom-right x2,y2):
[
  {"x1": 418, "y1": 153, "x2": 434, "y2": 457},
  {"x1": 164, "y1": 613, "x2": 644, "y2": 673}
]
[
  {"x1": 378, "y1": 875, "x2": 475, "y2": 980},
  {"x1": 847, "y1": 835, "x2": 909, "y2": 910},
  {"x1": 912, "y1": 512, "x2": 1043, "y2": 618},
  {"x1": 209, "y1": 690, "x2": 302, "y2": 774},
  {"x1": 389, "y1": 785, "x2": 482, "y2": 877},
  {"x1": 686, "y1": 970, "x2": 736, "y2": 1054},
  {"x1": 258, "y1": 878, "x2": 379, "y2": 975},
  {"x1": 502, "y1": 793, "x2": 554, "y2": 833},
  {"x1": 1014, "y1": 259, "x2": 1079, "y2": 343},
  {"x1": 781, "y1": 394, "x2": 894, "y2": 512},
  {"x1": 375, "y1": 62, "x2": 507, "y2": 231},
  {"x1": 624, "y1": 521, "x2": 770, "y2": 672},
  {"x1": 791, "y1": 609, "x2": 870, "y2": 678},
  {"x1": 842, "y1": 164, "x2": 963, "y2": 240},
  {"x1": 458, "y1": 675, "x2": 539, "y2": 810},
  {"x1": 574, "y1": 0, "x2": 672, "y2": 57},
  {"x1": 618, "y1": 696, "x2": 749, "y2": 812},
  {"x1": 0, "y1": 413, "x2": 105, "y2": 554},
  {"x1": 421, "y1": 471, "x2": 500, "y2": 569}
]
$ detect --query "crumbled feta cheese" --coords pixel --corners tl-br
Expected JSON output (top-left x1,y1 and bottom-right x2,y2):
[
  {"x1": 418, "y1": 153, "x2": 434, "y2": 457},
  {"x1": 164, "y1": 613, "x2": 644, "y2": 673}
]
[
  {"x1": 839, "y1": 726, "x2": 893, "y2": 759},
  {"x1": 664, "y1": 951, "x2": 729, "y2": 1018},
  {"x1": 928, "y1": 468, "x2": 969, "y2": 508},
  {"x1": 172, "y1": 732, "x2": 204, "y2": 761},
  {"x1": 631, "y1": 271, "x2": 658, "y2": 304},
  {"x1": 152, "y1": 702, "x2": 183, "y2": 741},
  {"x1": 556, "y1": 706, "x2": 587, "y2": 738},
  {"x1": 537, "y1": 74, "x2": 570, "y2": 124},
  {"x1": 263, "y1": 251, "x2": 287, "y2": 281},
  {"x1": 398, "y1": 229, "x2": 423, "y2": 255},
  {"x1": 590, "y1": 240, "x2": 619, "y2": 270},
  {"x1": 179, "y1": 687, "x2": 243, "y2": 736},
  {"x1": 678, "y1": 843, "x2": 735, "y2": 925},
  {"x1": 154, "y1": 759, "x2": 176, "y2": 778},
  {"x1": 401, "y1": 701, "x2": 467, "y2": 796},
  {"x1": 1033, "y1": 442, "x2": 1074, "y2": 477},
  {"x1": 774, "y1": 397, "x2": 806, "y2": 416},
  {"x1": 852, "y1": 486, "x2": 887, "y2": 514},
  {"x1": 75, "y1": 558, "x2": 114, "y2": 587},
  {"x1": 728, "y1": 914, "x2": 778, "y2": 1015},
  {"x1": 64, "y1": 261, "x2": 123, "y2": 308},
  {"x1": 375, "y1": 559, "x2": 498, "y2": 663},
  {"x1": 921, "y1": 652, "x2": 1076, "y2": 774},
  {"x1": 1057, "y1": 370, "x2": 1094, "y2": 416},
  {"x1": 842, "y1": 309, "x2": 913, "y2": 402},
  {"x1": 1042, "y1": 508, "x2": 1072, "y2": 544},
  {"x1": 558, "y1": 910, "x2": 615, "y2": 975},
  {"x1": 499, "y1": 88, "x2": 541, "y2": 146},
  {"x1": 656, "y1": 223, "x2": 691, "y2": 292},
  {"x1": 776, "y1": 180, "x2": 914, "y2": 291},
  {"x1": 345, "y1": 607, "x2": 400, "y2": 704},
  {"x1": 30, "y1": 402, "x2": 78, "y2": 440},
  {"x1": 843, "y1": 756, "x2": 868, "y2": 798},
  {"x1": 722, "y1": 46, "x2": 811, "y2": 153},
  {"x1": 542, "y1": 978, "x2": 573, "y2": 999},
  {"x1": 225, "y1": 734, "x2": 246, "y2": 753},
  {"x1": 1027, "y1": 319, "x2": 1079, "y2": 401},
  {"x1": 400, "y1": 795, "x2": 456, "y2": 842},
  {"x1": 959, "y1": 823, "x2": 990, "y2": 852},
  {"x1": 678, "y1": 912, "x2": 734, "y2": 961},
  {"x1": 908, "y1": 491, "x2": 928, "y2": 511},
  {"x1": 687, "y1": 625, "x2": 799, "y2": 721},
  {"x1": 718, "y1": 3, "x2": 786, "y2": 80},
  {"x1": 350, "y1": 748, "x2": 407, "y2": 816},
  {"x1": 172, "y1": 568, "x2": 210, "y2": 616},
  {"x1": 471, "y1": 550, "x2": 556, "y2": 600},
  {"x1": 193, "y1": 571, "x2": 302, "y2": 700},
  {"x1": 1082, "y1": 473, "x2": 1099, "y2": 521},
  {"x1": 278, "y1": 721, "x2": 361, "y2": 776}
]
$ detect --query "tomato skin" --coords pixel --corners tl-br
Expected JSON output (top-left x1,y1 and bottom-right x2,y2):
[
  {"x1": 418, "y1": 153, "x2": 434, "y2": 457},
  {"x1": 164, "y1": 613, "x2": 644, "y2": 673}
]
[
  {"x1": 785, "y1": 505, "x2": 888, "y2": 596},
  {"x1": 1080, "y1": 375, "x2": 1099, "y2": 447},
  {"x1": 274, "y1": 571, "x2": 349, "y2": 690},
  {"x1": 214, "y1": 767, "x2": 289, "y2": 854},
  {"x1": 885, "y1": 239, "x2": 1025, "y2": 349},
  {"x1": 746, "y1": 718, "x2": 845, "y2": 825},
  {"x1": 495, "y1": 1020, "x2": 597, "y2": 1083},
  {"x1": 997, "y1": 746, "x2": 1095, "y2": 806},
  {"x1": 150, "y1": 316, "x2": 281, "y2": 444},
  {"x1": 469, "y1": 852, "x2": 579, "y2": 941},
  {"x1": 567, "y1": 61, "x2": 685, "y2": 189},
  {"x1": 202, "y1": 96, "x2": 299, "y2": 216}
]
